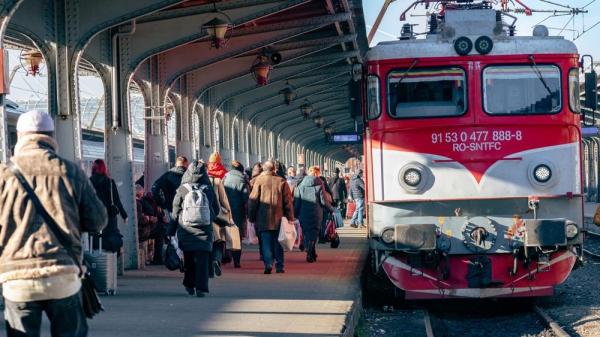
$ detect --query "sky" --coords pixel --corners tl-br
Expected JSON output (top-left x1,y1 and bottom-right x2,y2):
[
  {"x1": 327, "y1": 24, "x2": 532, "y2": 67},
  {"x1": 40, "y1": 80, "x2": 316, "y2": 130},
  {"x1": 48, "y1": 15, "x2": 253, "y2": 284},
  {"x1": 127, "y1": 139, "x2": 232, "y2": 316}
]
[
  {"x1": 6, "y1": 0, "x2": 600, "y2": 103},
  {"x1": 363, "y1": 0, "x2": 600, "y2": 57}
]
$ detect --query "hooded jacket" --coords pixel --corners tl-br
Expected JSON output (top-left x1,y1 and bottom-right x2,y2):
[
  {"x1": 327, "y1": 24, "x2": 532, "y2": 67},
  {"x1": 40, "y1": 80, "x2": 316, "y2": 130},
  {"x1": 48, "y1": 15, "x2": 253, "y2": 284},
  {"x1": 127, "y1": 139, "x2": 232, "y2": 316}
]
[
  {"x1": 0, "y1": 134, "x2": 107, "y2": 283},
  {"x1": 294, "y1": 176, "x2": 331, "y2": 240},
  {"x1": 350, "y1": 174, "x2": 365, "y2": 199},
  {"x1": 169, "y1": 162, "x2": 220, "y2": 252},
  {"x1": 151, "y1": 165, "x2": 187, "y2": 212},
  {"x1": 223, "y1": 169, "x2": 249, "y2": 235}
]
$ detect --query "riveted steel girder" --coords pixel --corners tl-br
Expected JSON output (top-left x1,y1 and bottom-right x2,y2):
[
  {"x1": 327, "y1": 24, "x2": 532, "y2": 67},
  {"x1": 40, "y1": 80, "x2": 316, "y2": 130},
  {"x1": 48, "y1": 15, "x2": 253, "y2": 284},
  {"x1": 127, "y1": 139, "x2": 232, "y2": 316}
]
[{"x1": 0, "y1": 0, "x2": 23, "y2": 163}]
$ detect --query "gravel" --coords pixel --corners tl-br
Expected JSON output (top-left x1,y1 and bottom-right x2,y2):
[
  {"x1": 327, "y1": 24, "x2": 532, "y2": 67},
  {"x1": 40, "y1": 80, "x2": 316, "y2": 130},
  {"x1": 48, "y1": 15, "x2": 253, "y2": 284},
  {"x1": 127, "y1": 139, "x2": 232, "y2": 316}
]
[{"x1": 536, "y1": 224, "x2": 600, "y2": 337}]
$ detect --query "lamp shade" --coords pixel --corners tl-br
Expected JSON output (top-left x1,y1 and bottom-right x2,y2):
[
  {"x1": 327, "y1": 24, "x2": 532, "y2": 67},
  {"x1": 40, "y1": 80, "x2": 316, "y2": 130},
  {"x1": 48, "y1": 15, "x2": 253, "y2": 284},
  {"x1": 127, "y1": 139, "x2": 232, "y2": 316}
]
[{"x1": 205, "y1": 16, "x2": 232, "y2": 49}]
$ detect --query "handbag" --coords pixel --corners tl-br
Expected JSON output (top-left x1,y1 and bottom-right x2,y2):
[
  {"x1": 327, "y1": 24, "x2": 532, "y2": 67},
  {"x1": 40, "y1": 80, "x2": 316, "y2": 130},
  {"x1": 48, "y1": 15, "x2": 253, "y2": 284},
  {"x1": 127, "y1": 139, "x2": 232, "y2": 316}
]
[
  {"x1": 165, "y1": 242, "x2": 183, "y2": 272},
  {"x1": 9, "y1": 163, "x2": 104, "y2": 319}
]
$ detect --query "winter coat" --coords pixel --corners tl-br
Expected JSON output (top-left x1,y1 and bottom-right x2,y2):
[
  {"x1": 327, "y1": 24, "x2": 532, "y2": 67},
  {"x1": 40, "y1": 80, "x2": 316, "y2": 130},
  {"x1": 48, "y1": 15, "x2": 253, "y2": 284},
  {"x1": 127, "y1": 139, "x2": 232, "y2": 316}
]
[
  {"x1": 151, "y1": 166, "x2": 186, "y2": 212},
  {"x1": 0, "y1": 134, "x2": 107, "y2": 283},
  {"x1": 223, "y1": 170, "x2": 249, "y2": 236},
  {"x1": 248, "y1": 171, "x2": 295, "y2": 232},
  {"x1": 209, "y1": 176, "x2": 233, "y2": 242},
  {"x1": 89, "y1": 174, "x2": 127, "y2": 236},
  {"x1": 350, "y1": 174, "x2": 365, "y2": 199},
  {"x1": 294, "y1": 176, "x2": 331, "y2": 241},
  {"x1": 330, "y1": 176, "x2": 347, "y2": 202},
  {"x1": 168, "y1": 162, "x2": 219, "y2": 252}
]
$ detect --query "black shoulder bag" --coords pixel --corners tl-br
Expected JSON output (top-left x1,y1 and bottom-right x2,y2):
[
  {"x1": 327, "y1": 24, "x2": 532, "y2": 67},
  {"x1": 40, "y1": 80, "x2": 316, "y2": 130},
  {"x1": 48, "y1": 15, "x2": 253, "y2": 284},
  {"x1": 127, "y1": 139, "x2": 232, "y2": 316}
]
[{"x1": 9, "y1": 163, "x2": 104, "y2": 319}]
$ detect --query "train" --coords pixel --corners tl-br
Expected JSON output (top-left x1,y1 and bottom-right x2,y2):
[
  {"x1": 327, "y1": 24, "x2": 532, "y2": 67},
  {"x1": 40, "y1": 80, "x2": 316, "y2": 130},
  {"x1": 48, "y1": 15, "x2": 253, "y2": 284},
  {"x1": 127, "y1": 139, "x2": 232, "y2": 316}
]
[
  {"x1": 363, "y1": 1, "x2": 592, "y2": 299},
  {"x1": 5, "y1": 102, "x2": 174, "y2": 182}
]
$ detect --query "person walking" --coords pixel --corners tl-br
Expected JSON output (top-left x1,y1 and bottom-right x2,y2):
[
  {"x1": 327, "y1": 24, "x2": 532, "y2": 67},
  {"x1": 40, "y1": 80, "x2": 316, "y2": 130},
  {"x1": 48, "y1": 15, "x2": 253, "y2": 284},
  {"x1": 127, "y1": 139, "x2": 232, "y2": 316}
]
[
  {"x1": 89, "y1": 158, "x2": 128, "y2": 253},
  {"x1": 151, "y1": 156, "x2": 189, "y2": 216},
  {"x1": 294, "y1": 166, "x2": 334, "y2": 263},
  {"x1": 350, "y1": 169, "x2": 366, "y2": 228},
  {"x1": 223, "y1": 160, "x2": 249, "y2": 268},
  {"x1": 248, "y1": 160, "x2": 295, "y2": 274},
  {"x1": 248, "y1": 162, "x2": 262, "y2": 191},
  {"x1": 330, "y1": 167, "x2": 347, "y2": 217},
  {"x1": 207, "y1": 152, "x2": 234, "y2": 273},
  {"x1": 0, "y1": 110, "x2": 107, "y2": 337},
  {"x1": 286, "y1": 166, "x2": 300, "y2": 193},
  {"x1": 168, "y1": 161, "x2": 220, "y2": 297}
]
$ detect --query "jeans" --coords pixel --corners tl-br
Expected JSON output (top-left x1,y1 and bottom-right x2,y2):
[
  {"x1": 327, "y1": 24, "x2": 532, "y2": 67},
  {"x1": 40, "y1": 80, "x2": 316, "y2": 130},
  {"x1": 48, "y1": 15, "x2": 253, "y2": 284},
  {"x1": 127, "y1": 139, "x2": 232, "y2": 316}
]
[
  {"x1": 4, "y1": 292, "x2": 88, "y2": 337},
  {"x1": 260, "y1": 230, "x2": 284, "y2": 271},
  {"x1": 183, "y1": 251, "x2": 210, "y2": 293},
  {"x1": 350, "y1": 198, "x2": 365, "y2": 226}
]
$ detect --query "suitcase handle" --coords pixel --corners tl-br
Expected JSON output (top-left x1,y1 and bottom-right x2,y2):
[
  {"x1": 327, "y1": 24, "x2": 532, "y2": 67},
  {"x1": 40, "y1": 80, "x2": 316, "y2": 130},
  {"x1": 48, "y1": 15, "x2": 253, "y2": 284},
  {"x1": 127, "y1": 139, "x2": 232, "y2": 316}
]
[{"x1": 87, "y1": 232, "x2": 103, "y2": 254}]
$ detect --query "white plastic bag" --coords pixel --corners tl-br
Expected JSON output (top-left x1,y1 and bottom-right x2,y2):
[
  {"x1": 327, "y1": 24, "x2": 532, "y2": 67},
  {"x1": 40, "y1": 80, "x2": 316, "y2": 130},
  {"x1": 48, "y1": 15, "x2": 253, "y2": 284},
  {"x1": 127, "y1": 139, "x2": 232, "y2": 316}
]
[
  {"x1": 243, "y1": 221, "x2": 259, "y2": 245},
  {"x1": 294, "y1": 220, "x2": 303, "y2": 249},
  {"x1": 278, "y1": 217, "x2": 297, "y2": 251},
  {"x1": 170, "y1": 235, "x2": 184, "y2": 260}
]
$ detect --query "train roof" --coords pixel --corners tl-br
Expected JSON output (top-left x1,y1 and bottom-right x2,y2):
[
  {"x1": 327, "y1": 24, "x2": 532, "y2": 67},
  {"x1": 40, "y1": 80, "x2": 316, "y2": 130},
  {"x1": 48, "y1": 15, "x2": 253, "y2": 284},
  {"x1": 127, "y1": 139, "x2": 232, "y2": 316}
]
[
  {"x1": 366, "y1": 8, "x2": 578, "y2": 62},
  {"x1": 366, "y1": 36, "x2": 578, "y2": 62}
]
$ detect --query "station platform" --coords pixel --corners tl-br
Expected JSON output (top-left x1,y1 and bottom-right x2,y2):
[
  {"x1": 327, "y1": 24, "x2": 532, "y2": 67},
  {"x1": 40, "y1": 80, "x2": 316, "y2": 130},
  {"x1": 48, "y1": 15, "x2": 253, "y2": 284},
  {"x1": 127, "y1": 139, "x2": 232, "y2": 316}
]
[{"x1": 62, "y1": 226, "x2": 367, "y2": 337}]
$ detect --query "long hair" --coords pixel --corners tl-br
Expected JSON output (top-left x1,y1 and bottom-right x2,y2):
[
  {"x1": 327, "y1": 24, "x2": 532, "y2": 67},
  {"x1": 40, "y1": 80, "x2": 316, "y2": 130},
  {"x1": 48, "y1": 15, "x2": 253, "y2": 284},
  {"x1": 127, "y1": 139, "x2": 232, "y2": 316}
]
[{"x1": 91, "y1": 159, "x2": 109, "y2": 176}]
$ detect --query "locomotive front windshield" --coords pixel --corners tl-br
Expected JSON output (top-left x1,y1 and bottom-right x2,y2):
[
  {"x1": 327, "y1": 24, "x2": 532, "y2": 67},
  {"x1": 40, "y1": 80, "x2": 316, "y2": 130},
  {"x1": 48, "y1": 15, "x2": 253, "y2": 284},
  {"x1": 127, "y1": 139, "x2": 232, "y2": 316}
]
[
  {"x1": 387, "y1": 67, "x2": 466, "y2": 118},
  {"x1": 483, "y1": 65, "x2": 561, "y2": 115}
]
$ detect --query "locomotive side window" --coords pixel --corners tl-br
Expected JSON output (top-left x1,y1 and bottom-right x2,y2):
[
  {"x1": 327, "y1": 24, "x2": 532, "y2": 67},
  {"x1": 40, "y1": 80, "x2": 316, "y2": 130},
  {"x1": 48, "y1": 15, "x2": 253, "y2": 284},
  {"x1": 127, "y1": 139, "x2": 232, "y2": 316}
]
[
  {"x1": 367, "y1": 75, "x2": 381, "y2": 119},
  {"x1": 568, "y1": 68, "x2": 581, "y2": 113},
  {"x1": 387, "y1": 67, "x2": 466, "y2": 118},
  {"x1": 483, "y1": 65, "x2": 561, "y2": 115}
]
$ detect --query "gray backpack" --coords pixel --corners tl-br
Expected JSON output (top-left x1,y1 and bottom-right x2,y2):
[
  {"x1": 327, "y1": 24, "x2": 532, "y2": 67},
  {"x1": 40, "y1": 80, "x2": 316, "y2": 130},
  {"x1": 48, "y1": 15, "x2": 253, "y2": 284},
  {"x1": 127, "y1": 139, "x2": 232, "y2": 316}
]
[{"x1": 181, "y1": 183, "x2": 211, "y2": 227}]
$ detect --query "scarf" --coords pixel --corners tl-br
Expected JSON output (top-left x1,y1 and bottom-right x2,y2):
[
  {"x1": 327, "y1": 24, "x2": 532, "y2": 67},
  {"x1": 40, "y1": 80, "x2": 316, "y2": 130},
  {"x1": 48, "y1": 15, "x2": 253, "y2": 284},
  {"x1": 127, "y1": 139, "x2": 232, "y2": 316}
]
[{"x1": 207, "y1": 162, "x2": 228, "y2": 179}]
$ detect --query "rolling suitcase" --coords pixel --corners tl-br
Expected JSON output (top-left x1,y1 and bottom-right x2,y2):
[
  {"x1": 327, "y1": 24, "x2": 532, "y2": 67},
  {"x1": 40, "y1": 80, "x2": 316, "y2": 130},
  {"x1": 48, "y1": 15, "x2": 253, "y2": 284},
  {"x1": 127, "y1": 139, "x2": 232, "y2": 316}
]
[
  {"x1": 84, "y1": 234, "x2": 117, "y2": 295},
  {"x1": 346, "y1": 201, "x2": 356, "y2": 219}
]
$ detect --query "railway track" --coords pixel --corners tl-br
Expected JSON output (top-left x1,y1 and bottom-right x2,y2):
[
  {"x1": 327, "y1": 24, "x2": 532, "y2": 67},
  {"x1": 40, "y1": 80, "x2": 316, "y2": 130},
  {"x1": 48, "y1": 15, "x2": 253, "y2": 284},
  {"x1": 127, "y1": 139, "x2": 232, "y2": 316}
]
[
  {"x1": 422, "y1": 303, "x2": 571, "y2": 337},
  {"x1": 583, "y1": 230, "x2": 600, "y2": 259}
]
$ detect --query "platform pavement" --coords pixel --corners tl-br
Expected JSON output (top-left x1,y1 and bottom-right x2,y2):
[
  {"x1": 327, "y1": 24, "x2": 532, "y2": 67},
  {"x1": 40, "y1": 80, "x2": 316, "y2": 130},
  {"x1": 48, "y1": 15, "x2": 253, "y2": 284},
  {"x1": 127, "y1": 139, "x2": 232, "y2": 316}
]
[{"x1": 1, "y1": 226, "x2": 368, "y2": 337}]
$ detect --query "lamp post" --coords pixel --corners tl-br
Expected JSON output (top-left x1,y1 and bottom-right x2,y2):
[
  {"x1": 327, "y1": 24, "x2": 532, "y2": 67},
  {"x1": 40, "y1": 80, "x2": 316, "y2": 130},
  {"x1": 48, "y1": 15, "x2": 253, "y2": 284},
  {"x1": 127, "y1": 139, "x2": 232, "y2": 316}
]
[{"x1": 203, "y1": 2, "x2": 233, "y2": 49}]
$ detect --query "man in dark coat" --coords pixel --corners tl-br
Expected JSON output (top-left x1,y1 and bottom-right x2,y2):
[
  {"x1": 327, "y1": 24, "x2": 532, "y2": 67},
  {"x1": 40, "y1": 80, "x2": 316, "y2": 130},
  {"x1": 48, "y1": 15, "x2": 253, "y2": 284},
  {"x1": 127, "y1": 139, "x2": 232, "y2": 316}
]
[
  {"x1": 151, "y1": 156, "x2": 189, "y2": 214},
  {"x1": 168, "y1": 161, "x2": 220, "y2": 297},
  {"x1": 223, "y1": 160, "x2": 249, "y2": 268},
  {"x1": 294, "y1": 166, "x2": 334, "y2": 263},
  {"x1": 248, "y1": 160, "x2": 295, "y2": 274},
  {"x1": 330, "y1": 167, "x2": 347, "y2": 216},
  {"x1": 350, "y1": 169, "x2": 366, "y2": 228}
]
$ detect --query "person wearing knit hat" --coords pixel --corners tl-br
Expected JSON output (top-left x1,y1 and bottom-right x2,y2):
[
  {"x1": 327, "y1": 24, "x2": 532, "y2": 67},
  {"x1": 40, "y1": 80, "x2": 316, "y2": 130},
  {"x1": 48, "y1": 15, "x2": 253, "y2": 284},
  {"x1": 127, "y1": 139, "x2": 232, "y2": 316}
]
[
  {"x1": 1, "y1": 110, "x2": 107, "y2": 336},
  {"x1": 16, "y1": 110, "x2": 55, "y2": 134},
  {"x1": 207, "y1": 152, "x2": 234, "y2": 272}
]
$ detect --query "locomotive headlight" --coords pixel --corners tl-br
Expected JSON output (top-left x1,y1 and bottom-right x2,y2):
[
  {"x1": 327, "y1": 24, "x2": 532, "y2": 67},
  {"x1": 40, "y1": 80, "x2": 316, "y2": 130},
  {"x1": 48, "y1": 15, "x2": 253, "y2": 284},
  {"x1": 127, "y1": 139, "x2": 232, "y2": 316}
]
[
  {"x1": 381, "y1": 228, "x2": 395, "y2": 244},
  {"x1": 398, "y1": 162, "x2": 431, "y2": 194},
  {"x1": 533, "y1": 164, "x2": 552, "y2": 183},
  {"x1": 566, "y1": 222, "x2": 579, "y2": 239},
  {"x1": 403, "y1": 169, "x2": 422, "y2": 187},
  {"x1": 528, "y1": 161, "x2": 558, "y2": 189}
]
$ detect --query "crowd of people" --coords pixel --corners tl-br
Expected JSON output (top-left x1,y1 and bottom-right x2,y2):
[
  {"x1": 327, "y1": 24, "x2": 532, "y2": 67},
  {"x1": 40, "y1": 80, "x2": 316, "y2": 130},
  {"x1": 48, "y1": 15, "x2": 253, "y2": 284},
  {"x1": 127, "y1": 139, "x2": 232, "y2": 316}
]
[{"x1": 0, "y1": 110, "x2": 366, "y2": 337}]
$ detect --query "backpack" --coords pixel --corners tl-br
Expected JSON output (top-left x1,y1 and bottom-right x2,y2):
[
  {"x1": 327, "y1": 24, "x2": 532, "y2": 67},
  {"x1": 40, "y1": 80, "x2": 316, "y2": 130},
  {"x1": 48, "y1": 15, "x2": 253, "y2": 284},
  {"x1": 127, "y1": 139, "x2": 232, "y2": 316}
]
[{"x1": 181, "y1": 183, "x2": 211, "y2": 227}]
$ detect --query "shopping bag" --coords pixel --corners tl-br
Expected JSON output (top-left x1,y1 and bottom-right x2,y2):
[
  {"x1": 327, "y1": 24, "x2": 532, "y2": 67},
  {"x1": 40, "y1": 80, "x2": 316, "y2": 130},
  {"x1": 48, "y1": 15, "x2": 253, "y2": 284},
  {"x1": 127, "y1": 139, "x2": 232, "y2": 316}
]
[
  {"x1": 243, "y1": 221, "x2": 259, "y2": 245},
  {"x1": 278, "y1": 217, "x2": 297, "y2": 251},
  {"x1": 225, "y1": 224, "x2": 242, "y2": 250},
  {"x1": 333, "y1": 209, "x2": 344, "y2": 228},
  {"x1": 294, "y1": 220, "x2": 303, "y2": 250}
]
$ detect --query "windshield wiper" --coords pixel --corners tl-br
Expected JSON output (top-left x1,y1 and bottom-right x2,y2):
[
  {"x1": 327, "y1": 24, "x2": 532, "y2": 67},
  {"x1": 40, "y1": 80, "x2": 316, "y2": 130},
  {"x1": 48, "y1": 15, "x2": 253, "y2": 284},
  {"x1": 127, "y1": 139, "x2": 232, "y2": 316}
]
[
  {"x1": 394, "y1": 59, "x2": 419, "y2": 85},
  {"x1": 528, "y1": 55, "x2": 554, "y2": 97}
]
